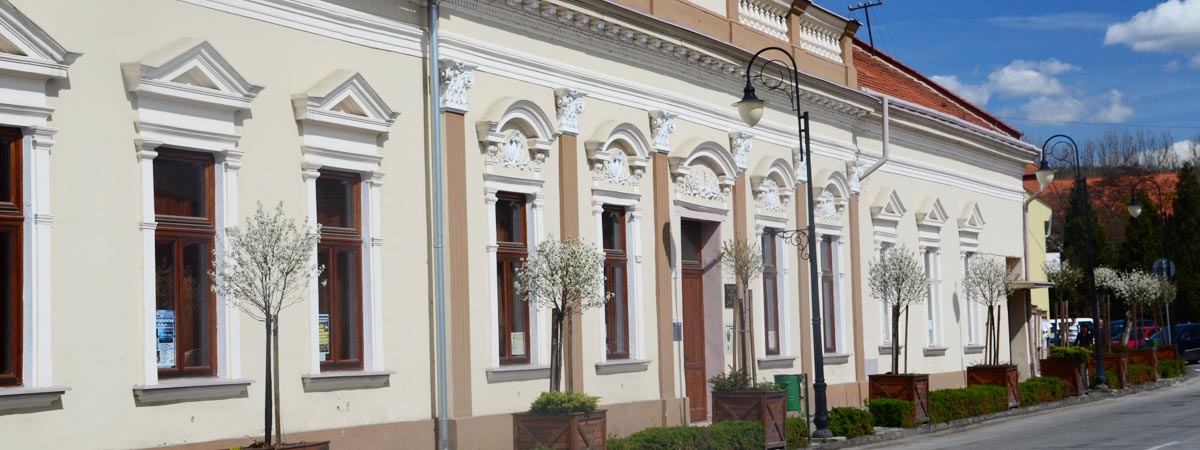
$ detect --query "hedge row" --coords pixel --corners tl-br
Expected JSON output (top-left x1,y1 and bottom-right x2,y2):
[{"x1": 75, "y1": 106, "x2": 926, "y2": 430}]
[
  {"x1": 867, "y1": 398, "x2": 914, "y2": 428},
  {"x1": 929, "y1": 385, "x2": 1007, "y2": 423},
  {"x1": 1019, "y1": 377, "x2": 1068, "y2": 407},
  {"x1": 1160, "y1": 359, "x2": 1186, "y2": 379},
  {"x1": 1092, "y1": 369, "x2": 1121, "y2": 390},
  {"x1": 1130, "y1": 364, "x2": 1155, "y2": 385},
  {"x1": 608, "y1": 418, "x2": 810, "y2": 450},
  {"x1": 829, "y1": 407, "x2": 873, "y2": 438}
]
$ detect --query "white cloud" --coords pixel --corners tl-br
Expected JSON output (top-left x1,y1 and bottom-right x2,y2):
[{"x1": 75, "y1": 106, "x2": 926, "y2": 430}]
[
  {"x1": 1021, "y1": 96, "x2": 1085, "y2": 122},
  {"x1": 1105, "y1": 0, "x2": 1200, "y2": 63},
  {"x1": 987, "y1": 59, "x2": 1078, "y2": 98},
  {"x1": 1091, "y1": 90, "x2": 1135, "y2": 122},
  {"x1": 930, "y1": 75, "x2": 991, "y2": 106},
  {"x1": 988, "y1": 12, "x2": 1115, "y2": 31},
  {"x1": 1172, "y1": 140, "x2": 1200, "y2": 160}
]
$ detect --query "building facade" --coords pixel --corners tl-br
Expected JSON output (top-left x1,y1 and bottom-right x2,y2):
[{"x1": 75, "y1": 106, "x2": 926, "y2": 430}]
[{"x1": 0, "y1": 0, "x2": 1040, "y2": 448}]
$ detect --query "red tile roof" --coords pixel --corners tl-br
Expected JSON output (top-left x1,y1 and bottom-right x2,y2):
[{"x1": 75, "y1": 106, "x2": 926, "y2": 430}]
[
  {"x1": 1025, "y1": 168, "x2": 1179, "y2": 216},
  {"x1": 853, "y1": 39, "x2": 1022, "y2": 139}
]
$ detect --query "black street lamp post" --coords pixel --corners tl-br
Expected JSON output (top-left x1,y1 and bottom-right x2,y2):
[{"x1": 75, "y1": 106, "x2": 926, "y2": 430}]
[
  {"x1": 734, "y1": 46, "x2": 832, "y2": 438},
  {"x1": 1126, "y1": 178, "x2": 1175, "y2": 344},
  {"x1": 1035, "y1": 135, "x2": 1108, "y2": 390}
]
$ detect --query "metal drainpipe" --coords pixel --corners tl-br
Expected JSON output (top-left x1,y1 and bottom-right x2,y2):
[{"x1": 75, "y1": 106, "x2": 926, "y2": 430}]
[
  {"x1": 427, "y1": 1, "x2": 450, "y2": 449},
  {"x1": 858, "y1": 91, "x2": 891, "y2": 181},
  {"x1": 1022, "y1": 190, "x2": 1044, "y2": 281}
]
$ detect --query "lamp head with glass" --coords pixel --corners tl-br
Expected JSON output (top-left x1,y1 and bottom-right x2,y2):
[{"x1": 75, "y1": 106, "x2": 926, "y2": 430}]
[
  {"x1": 1035, "y1": 158, "x2": 1055, "y2": 190},
  {"x1": 734, "y1": 83, "x2": 765, "y2": 128}
]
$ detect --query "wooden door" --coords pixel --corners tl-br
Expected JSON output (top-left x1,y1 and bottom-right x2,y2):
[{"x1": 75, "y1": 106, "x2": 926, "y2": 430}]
[{"x1": 681, "y1": 220, "x2": 707, "y2": 422}]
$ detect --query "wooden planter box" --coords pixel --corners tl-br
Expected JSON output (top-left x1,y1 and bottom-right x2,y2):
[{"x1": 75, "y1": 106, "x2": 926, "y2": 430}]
[
  {"x1": 513, "y1": 410, "x2": 607, "y2": 450},
  {"x1": 1089, "y1": 353, "x2": 1130, "y2": 389},
  {"x1": 1156, "y1": 345, "x2": 1178, "y2": 362},
  {"x1": 230, "y1": 442, "x2": 331, "y2": 450},
  {"x1": 869, "y1": 374, "x2": 930, "y2": 424},
  {"x1": 967, "y1": 365, "x2": 1019, "y2": 409},
  {"x1": 1040, "y1": 359, "x2": 1086, "y2": 396},
  {"x1": 1129, "y1": 349, "x2": 1160, "y2": 381},
  {"x1": 711, "y1": 390, "x2": 787, "y2": 450}
]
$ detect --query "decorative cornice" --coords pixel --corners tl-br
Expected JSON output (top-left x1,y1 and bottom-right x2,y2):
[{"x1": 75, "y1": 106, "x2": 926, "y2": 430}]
[
  {"x1": 293, "y1": 70, "x2": 398, "y2": 134},
  {"x1": 439, "y1": 58, "x2": 476, "y2": 114},
  {"x1": 648, "y1": 110, "x2": 676, "y2": 153},
  {"x1": 0, "y1": 0, "x2": 80, "y2": 79},
  {"x1": 554, "y1": 88, "x2": 587, "y2": 136}
]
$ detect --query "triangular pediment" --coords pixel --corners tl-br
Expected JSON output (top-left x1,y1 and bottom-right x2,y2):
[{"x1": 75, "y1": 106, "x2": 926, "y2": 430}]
[
  {"x1": 0, "y1": 0, "x2": 79, "y2": 78},
  {"x1": 872, "y1": 190, "x2": 907, "y2": 222},
  {"x1": 293, "y1": 70, "x2": 398, "y2": 134},
  {"x1": 918, "y1": 198, "x2": 948, "y2": 227},
  {"x1": 960, "y1": 203, "x2": 985, "y2": 232},
  {"x1": 123, "y1": 39, "x2": 263, "y2": 107}
]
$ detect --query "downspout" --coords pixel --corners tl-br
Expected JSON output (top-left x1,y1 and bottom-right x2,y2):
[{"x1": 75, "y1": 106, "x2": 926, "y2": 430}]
[
  {"x1": 427, "y1": 1, "x2": 450, "y2": 450},
  {"x1": 858, "y1": 91, "x2": 891, "y2": 181},
  {"x1": 1023, "y1": 187, "x2": 1045, "y2": 375}
]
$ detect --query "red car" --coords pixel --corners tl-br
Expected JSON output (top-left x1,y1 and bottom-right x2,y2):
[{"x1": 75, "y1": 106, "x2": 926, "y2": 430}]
[{"x1": 1127, "y1": 326, "x2": 1163, "y2": 349}]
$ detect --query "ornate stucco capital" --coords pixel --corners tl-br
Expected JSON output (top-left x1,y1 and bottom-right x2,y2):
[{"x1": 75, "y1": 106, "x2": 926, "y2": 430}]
[
  {"x1": 554, "y1": 88, "x2": 587, "y2": 136},
  {"x1": 438, "y1": 59, "x2": 477, "y2": 114},
  {"x1": 729, "y1": 131, "x2": 753, "y2": 172},
  {"x1": 649, "y1": 110, "x2": 677, "y2": 153}
]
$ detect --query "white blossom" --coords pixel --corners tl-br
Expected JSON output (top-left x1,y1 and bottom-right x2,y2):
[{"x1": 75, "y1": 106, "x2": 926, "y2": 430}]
[{"x1": 1114, "y1": 269, "x2": 1160, "y2": 306}]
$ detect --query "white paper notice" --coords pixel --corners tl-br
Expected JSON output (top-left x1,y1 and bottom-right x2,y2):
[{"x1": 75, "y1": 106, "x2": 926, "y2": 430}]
[{"x1": 511, "y1": 332, "x2": 526, "y2": 356}]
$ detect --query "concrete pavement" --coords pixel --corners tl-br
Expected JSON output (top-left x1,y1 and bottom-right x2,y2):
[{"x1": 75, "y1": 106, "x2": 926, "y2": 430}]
[{"x1": 857, "y1": 367, "x2": 1200, "y2": 450}]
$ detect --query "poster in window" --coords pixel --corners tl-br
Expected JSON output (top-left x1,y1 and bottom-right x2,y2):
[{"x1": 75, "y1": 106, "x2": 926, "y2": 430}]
[
  {"x1": 156, "y1": 310, "x2": 176, "y2": 369},
  {"x1": 318, "y1": 314, "x2": 331, "y2": 361},
  {"x1": 511, "y1": 332, "x2": 526, "y2": 356},
  {"x1": 768, "y1": 331, "x2": 777, "y2": 350}
]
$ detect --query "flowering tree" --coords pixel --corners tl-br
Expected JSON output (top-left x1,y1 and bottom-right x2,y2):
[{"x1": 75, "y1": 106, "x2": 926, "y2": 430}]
[
  {"x1": 515, "y1": 237, "x2": 611, "y2": 392},
  {"x1": 1044, "y1": 260, "x2": 1083, "y2": 347},
  {"x1": 1095, "y1": 267, "x2": 1121, "y2": 344},
  {"x1": 962, "y1": 255, "x2": 1014, "y2": 366},
  {"x1": 210, "y1": 203, "x2": 322, "y2": 447},
  {"x1": 869, "y1": 246, "x2": 928, "y2": 374},
  {"x1": 720, "y1": 238, "x2": 764, "y2": 379},
  {"x1": 1114, "y1": 269, "x2": 1160, "y2": 346}
]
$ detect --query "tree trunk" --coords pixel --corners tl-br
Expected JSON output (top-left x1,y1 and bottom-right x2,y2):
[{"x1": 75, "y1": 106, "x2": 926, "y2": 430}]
[
  {"x1": 732, "y1": 286, "x2": 743, "y2": 375},
  {"x1": 984, "y1": 305, "x2": 993, "y2": 366},
  {"x1": 1120, "y1": 308, "x2": 1132, "y2": 347},
  {"x1": 994, "y1": 305, "x2": 1003, "y2": 365},
  {"x1": 745, "y1": 282, "x2": 757, "y2": 384},
  {"x1": 264, "y1": 314, "x2": 273, "y2": 446},
  {"x1": 550, "y1": 309, "x2": 564, "y2": 392},
  {"x1": 904, "y1": 306, "x2": 910, "y2": 374},
  {"x1": 565, "y1": 308, "x2": 574, "y2": 393},
  {"x1": 273, "y1": 317, "x2": 282, "y2": 444},
  {"x1": 891, "y1": 304, "x2": 901, "y2": 374}
]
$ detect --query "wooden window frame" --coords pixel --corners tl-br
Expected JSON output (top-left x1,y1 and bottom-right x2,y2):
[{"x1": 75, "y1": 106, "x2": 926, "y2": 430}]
[
  {"x1": 762, "y1": 229, "x2": 780, "y2": 356},
  {"x1": 602, "y1": 205, "x2": 630, "y2": 360},
  {"x1": 496, "y1": 192, "x2": 531, "y2": 365},
  {"x1": 317, "y1": 170, "x2": 365, "y2": 371},
  {"x1": 0, "y1": 128, "x2": 21, "y2": 386},
  {"x1": 820, "y1": 236, "x2": 837, "y2": 353},
  {"x1": 154, "y1": 148, "x2": 217, "y2": 378}
]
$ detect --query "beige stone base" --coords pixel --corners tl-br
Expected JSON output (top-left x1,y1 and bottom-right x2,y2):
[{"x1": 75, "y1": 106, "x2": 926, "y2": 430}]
[
  {"x1": 451, "y1": 398, "x2": 687, "y2": 450},
  {"x1": 154, "y1": 418, "x2": 436, "y2": 450},
  {"x1": 929, "y1": 370, "x2": 967, "y2": 390}
]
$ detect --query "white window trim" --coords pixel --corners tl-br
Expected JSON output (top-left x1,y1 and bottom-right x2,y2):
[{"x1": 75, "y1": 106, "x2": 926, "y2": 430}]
[
  {"x1": 125, "y1": 40, "x2": 261, "y2": 386},
  {"x1": 962, "y1": 252, "x2": 978, "y2": 345},
  {"x1": 295, "y1": 71, "x2": 397, "y2": 375},
  {"x1": 756, "y1": 215, "x2": 791, "y2": 358},
  {"x1": 0, "y1": 0, "x2": 79, "y2": 390},
  {"x1": 593, "y1": 193, "x2": 644, "y2": 362},
  {"x1": 959, "y1": 203, "x2": 984, "y2": 347},
  {"x1": 871, "y1": 190, "x2": 905, "y2": 346},
  {"x1": 486, "y1": 179, "x2": 548, "y2": 368},
  {"x1": 816, "y1": 223, "x2": 844, "y2": 355},
  {"x1": 922, "y1": 246, "x2": 943, "y2": 347}
]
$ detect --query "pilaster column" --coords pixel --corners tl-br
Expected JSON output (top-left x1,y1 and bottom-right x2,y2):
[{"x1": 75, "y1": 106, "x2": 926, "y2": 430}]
[
  {"x1": 27, "y1": 126, "x2": 55, "y2": 386},
  {"x1": 440, "y1": 58, "x2": 475, "y2": 418},
  {"x1": 795, "y1": 183, "x2": 814, "y2": 403},
  {"x1": 367, "y1": 172, "x2": 385, "y2": 370},
  {"x1": 649, "y1": 110, "x2": 676, "y2": 403},
  {"x1": 301, "y1": 163, "x2": 322, "y2": 375},
  {"x1": 136, "y1": 139, "x2": 161, "y2": 385},
  {"x1": 556, "y1": 88, "x2": 587, "y2": 393}
]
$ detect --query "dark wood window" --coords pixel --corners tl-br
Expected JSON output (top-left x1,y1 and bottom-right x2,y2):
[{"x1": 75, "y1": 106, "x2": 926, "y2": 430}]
[
  {"x1": 762, "y1": 229, "x2": 780, "y2": 356},
  {"x1": 602, "y1": 206, "x2": 629, "y2": 359},
  {"x1": 681, "y1": 220, "x2": 702, "y2": 267},
  {"x1": 0, "y1": 128, "x2": 21, "y2": 386},
  {"x1": 496, "y1": 192, "x2": 530, "y2": 365},
  {"x1": 154, "y1": 148, "x2": 216, "y2": 377},
  {"x1": 317, "y1": 170, "x2": 363, "y2": 371},
  {"x1": 820, "y1": 236, "x2": 836, "y2": 353}
]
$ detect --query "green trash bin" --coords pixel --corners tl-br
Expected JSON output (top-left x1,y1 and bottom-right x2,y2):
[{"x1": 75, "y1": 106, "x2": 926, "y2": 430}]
[{"x1": 774, "y1": 374, "x2": 802, "y2": 412}]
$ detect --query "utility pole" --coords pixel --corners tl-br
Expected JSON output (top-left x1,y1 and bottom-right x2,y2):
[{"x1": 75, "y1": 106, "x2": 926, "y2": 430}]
[{"x1": 848, "y1": 1, "x2": 884, "y2": 48}]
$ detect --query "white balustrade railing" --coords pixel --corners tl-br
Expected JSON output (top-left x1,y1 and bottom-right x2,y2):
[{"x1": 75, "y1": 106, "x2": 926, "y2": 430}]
[
  {"x1": 738, "y1": 0, "x2": 789, "y2": 41},
  {"x1": 797, "y1": 16, "x2": 843, "y2": 63}
]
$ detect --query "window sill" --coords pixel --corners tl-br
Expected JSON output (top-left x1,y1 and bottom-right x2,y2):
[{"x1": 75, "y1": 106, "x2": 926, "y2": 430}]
[
  {"x1": 595, "y1": 359, "x2": 651, "y2": 375},
  {"x1": 486, "y1": 364, "x2": 550, "y2": 383},
  {"x1": 133, "y1": 378, "x2": 252, "y2": 406},
  {"x1": 878, "y1": 345, "x2": 905, "y2": 355},
  {"x1": 964, "y1": 345, "x2": 985, "y2": 355},
  {"x1": 0, "y1": 386, "x2": 70, "y2": 414},
  {"x1": 302, "y1": 370, "x2": 393, "y2": 393},
  {"x1": 823, "y1": 353, "x2": 850, "y2": 365},
  {"x1": 923, "y1": 346, "x2": 949, "y2": 357},
  {"x1": 757, "y1": 355, "x2": 796, "y2": 370}
]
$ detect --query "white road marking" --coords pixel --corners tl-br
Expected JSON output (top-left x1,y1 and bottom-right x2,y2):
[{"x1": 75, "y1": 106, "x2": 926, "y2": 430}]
[{"x1": 1145, "y1": 441, "x2": 1180, "y2": 450}]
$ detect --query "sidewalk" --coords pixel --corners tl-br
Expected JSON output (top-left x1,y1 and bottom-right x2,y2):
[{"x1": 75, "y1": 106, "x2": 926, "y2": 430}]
[{"x1": 812, "y1": 368, "x2": 1199, "y2": 449}]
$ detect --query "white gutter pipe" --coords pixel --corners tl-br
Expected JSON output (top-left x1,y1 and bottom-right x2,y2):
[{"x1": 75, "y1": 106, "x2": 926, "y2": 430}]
[
  {"x1": 859, "y1": 92, "x2": 891, "y2": 182},
  {"x1": 427, "y1": 1, "x2": 450, "y2": 449}
]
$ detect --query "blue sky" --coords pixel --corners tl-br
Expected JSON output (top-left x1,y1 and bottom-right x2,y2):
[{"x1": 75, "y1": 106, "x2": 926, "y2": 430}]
[{"x1": 840, "y1": 0, "x2": 1200, "y2": 148}]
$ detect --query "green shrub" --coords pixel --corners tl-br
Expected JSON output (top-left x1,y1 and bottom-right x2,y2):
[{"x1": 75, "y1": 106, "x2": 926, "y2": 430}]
[
  {"x1": 1050, "y1": 346, "x2": 1093, "y2": 364},
  {"x1": 829, "y1": 407, "x2": 873, "y2": 438},
  {"x1": 1160, "y1": 359, "x2": 1186, "y2": 379},
  {"x1": 1130, "y1": 364, "x2": 1155, "y2": 385},
  {"x1": 786, "y1": 417, "x2": 809, "y2": 449},
  {"x1": 1108, "y1": 345, "x2": 1130, "y2": 354},
  {"x1": 929, "y1": 385, "x2": 1007, "y2": 423},
  {"x1": 528, "y1": 391, "x2": 599, "y2": 414},
  {"x1": 708, "y1": 368, "x2": 781, "y2": 392},
  {"x1": 867, "y1": 398, "x2": 915, "y2": 428},
  {"x1": 607, "y1": 421, "x2": 766, "y2": 450},
  {"x1": 1018, "y1": 377, "x2": 1068, "y2": 407},
  {"x1": 1092, "y1": 370, "x2": 1121, "y2": 390}
]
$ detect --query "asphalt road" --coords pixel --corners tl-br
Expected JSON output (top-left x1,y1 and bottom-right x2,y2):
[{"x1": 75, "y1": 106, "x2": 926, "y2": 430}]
[{"x1": 859, "y1": 366, "x2": 1200, "y2": 450}]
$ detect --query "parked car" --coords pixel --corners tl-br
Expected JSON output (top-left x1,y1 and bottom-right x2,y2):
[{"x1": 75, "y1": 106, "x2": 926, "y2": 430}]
[
  {"x1": 1109, "y1": 319, "x2": 1156, "y2": 345},
  {"x1": 1175, "y1": 324, "x2": 1200, "y2": 364},
  {"x1": 1129, "y1": 326, "x2": 1163, "y2": 349}
]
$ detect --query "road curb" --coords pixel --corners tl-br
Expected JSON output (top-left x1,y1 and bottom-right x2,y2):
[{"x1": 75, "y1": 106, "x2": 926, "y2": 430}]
[{"x1": 812, "y1": 371, "x2": 1195, "y2": 449}]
